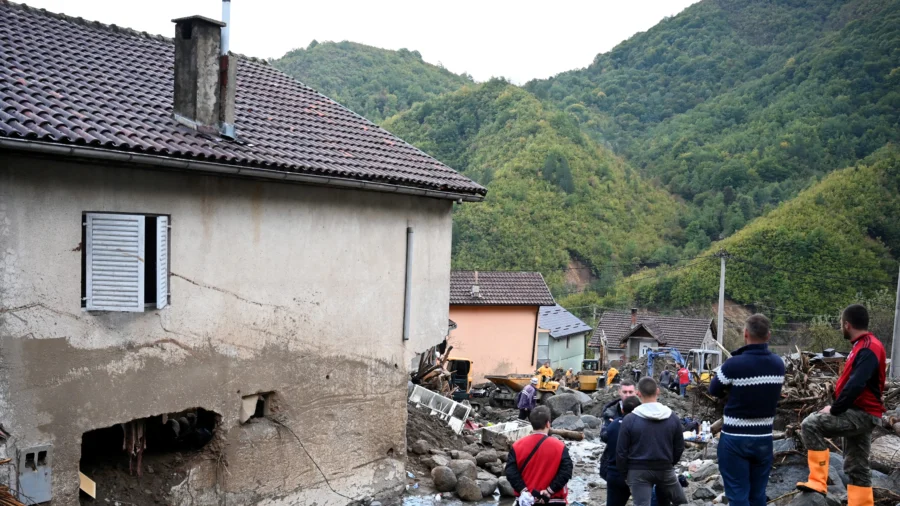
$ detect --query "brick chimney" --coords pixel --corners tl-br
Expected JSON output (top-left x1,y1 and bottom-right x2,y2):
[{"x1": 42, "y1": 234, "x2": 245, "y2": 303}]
[
  {"x1": 171, "y1": 14, "x2": 236, "y2": 138},
  {"x1": 631, "y1": 308, "x2": 638, "y2": 327}
]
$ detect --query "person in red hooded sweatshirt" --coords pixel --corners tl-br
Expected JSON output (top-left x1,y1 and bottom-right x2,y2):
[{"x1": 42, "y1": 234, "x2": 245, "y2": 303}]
[
  {"x1": 505, "y1": 406, "x2": 573, "y2": 505},
  {"x1": 797, "y1": 304, "x2": 886, "y2": 506}
]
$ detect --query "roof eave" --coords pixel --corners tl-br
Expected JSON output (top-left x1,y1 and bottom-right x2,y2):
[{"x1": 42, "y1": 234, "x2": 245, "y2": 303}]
[{"x1": 0, "y1": 137, "x2": 486, "y2": 202}]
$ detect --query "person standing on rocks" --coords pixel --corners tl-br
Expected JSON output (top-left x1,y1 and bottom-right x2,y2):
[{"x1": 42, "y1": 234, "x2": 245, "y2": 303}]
[
  {"x1": 797, "y1": 304, "x2": 886, "y2": 506},
  {"x1": 616, "y1": 377, "x2": 687, "y2": 506},
  {"x1": 518, "y1": 378, "x2": 539, "y2": 421},
  {"x1": 677, "y1": 365, "x2": 690, "y2": 397},
  {"x1": 709, "y1": 314, "x2": 785, "y2": 506},
  {"x1": 603, "y1": 396, "x2": 642, "y2": 506},
  {"x1": 505, "y1": 406, "x2": 573, "y2": 506},
  {"x1": 599, "y1": 380, "x2": 637, "y2": 478}
]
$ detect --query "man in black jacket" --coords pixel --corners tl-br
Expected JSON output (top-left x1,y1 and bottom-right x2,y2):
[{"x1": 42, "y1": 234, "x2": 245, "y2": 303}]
[
  {"x1": 599, "y1": 380, "x2": 636, "y2": 478},
  {"x1": 617, "y1": 377, "x2": 687, "y2": 506}
]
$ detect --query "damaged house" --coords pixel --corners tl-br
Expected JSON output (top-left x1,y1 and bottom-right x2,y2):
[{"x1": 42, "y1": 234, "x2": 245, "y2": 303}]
[
  {"x1": 0, "y1": 2, "x2": 484, "y2": 505},
  {"x1": 589, "y1": 310, "x2": 718, "y2": 362}
]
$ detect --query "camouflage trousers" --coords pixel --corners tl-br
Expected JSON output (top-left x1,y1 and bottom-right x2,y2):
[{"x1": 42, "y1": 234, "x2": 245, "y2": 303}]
[{"x1": 800, "y1": 409, "x2": 882, "y2": 487}]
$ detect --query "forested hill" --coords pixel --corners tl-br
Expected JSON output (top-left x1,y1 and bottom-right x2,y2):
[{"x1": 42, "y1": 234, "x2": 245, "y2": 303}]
[
  {"x1": 271, "y1": 41, "x2": 472, "y2": 123},
  {"x1": 383, "y1": 80, "x2": 682, "y2": 290},
  {"x1": 612, "y1": 146, "x2": 900, "y2": 316},
  {"x1": 527, "y1": 0, "x2": 900, "y2": 251}
]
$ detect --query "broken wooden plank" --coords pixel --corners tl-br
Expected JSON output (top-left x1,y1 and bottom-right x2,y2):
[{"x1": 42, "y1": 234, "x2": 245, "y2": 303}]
[{"x1": 79, "y1": 471, "x2": 96, "y2": 498}]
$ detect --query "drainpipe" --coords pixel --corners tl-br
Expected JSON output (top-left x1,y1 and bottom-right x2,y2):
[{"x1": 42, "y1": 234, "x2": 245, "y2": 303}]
[
  {"x1": 531, "y1": 307, "x2": 539, "y2": 366},
  {"x1": 403, "y1": 226, "x2": 414, "y2": 341}
]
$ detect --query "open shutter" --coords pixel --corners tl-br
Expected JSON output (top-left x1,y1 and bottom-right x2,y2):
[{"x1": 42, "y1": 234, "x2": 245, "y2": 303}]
[
  {"x1": 157, "y1": 216, "x2": 169, "y2": 309},
  {"x1": 86, "y1": 213, "x2": 145, "y2": 311}
]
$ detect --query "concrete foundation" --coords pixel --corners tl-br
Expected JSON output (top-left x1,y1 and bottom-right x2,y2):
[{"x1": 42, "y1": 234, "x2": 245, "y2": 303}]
[{"x1": 0, "y1": 154, "x2": 453, "y2": 504}]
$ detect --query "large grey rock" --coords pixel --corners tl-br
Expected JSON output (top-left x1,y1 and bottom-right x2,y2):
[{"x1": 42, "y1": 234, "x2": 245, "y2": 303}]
[
  {"x1": 479, "y1": 477, "x2": 499, "y2": 498},
  {"x1": 431, "y1": 466, "x2": 457, "y2": 492},
  {"x1": 692, "y1": 462, "x2": 719, "y2": 481},
  {"x1": 773, "y1": 439, "x2": 796, "y2": 453},
  {"x1": 787, "y1": 491, "x2": 841, "y2": 506},
  {"x1": 829, "y1": 454, "x2": 849, "y2": 487},
  {"x1": 498, "y1": 477, "x2": 516, "y2": 497},
  {"x1": 491, "y1": 433, "x2": 511, "y2": 452},
  {"x1": 477, "y1": 471, "x2": 495, "y2": 481},
  {"x1": 486, "y1": 461, "x2": 505, "y2": 476},
  {"x1": 552, "y1": 414, "x2": 585, "y2": 431},
  {"x1": 559, "y1": 387, "x2": 593, "y2": 404},
  {"x1": 582, "y1": 414, "x2": 603, "y2": 429},
  {"x1": 450, "y1": 450, "x2": 477, "y2": 463},
  {"x1": 871, "y1": 469, "x2": 900, "y2": 491},
  {"x1": 694, "y1": 487, "x2": 717, "y2": 501},
  {"x1": 462, "y1": 443, "x2": 483, "y2": 456},
  {"x1": 546, "y1": 393, "x2": 583, "y2": 419},
  {"x1": 457, "y1": 476, "x2": 484, "y2": 501},
  {"x1": 476, "y1": 449, "x2": 500, "y2": 466},
  {"x1": 449, "y1": 459, "x2": 478, "y2": 481},
  {"x1": 430, "y1": 454, "x2": 451, "y2": 468},
  {"x1": 410, "y1": 439, "x2": 431, "y2": 455}
]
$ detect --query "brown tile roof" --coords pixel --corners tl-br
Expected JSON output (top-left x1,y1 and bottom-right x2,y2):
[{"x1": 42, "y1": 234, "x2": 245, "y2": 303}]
[
  {"x1": 0, "y1": 2, "x2": 485, "y2": 199},
  {"x1": 588, "y1": 311, "x2": 713, "y2": 355},
  {"x1": 450, "y1": 271, "x2": 554, "y2": 306}
]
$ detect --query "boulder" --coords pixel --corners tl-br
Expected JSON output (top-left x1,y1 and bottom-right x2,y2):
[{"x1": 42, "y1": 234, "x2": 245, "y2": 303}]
[
  {"x1": 498, "y1": 477, "x2": 516, "y2": 497},
  {"x1": 419, "y1": 457, "x2": 436, "y2": 470},
  {"x1": 491, "y1": 434, "x2": 512, "y2": 452},
  {"x1": 694, "y1": 487, "x2": 717, "y2": 501},
  {"x1": 486, "y1": 462, "x2": 505, "y2": 476},
  {"x1": 456, "y1": 476, "x2": 483, "y2": 502},
  {"x1": 829, "y1": 454, "x2": 849, "y2": 487},
  {"x1": 429, "y1": 448, "x2": 448, "y2": 456},
  {"x1": 431, "y1": 454, "x2": 451, "y2": 468},
  {"x1": 479, "y1": 477, "x2": 499, "y2": 498},
  {"x1": 462, "y1": 443, "x2": 483, "y2": 456},
  {"x1": 463, "y1": 434, "x2": 477, "y2": 445},
  {"x1": 558, "y1": 387, "x2": 593, "y2": 404},
  {"x1": 410, "y1": 439, "x2": 431, "y2": 455},
  {"x1": 448, "y1": 459, "x2": 478, "y2": 481},
  {"x1": 477, "y1": 471, "x2": 495, "y2": 481},
  {"x1": 787, "y1": 491, "x2": 842, "y2": 506},
  {"x1": 476, "y1": 449, "x2": 500, "y2": 466},
  {"x1": 582, "y1": 414, "x2": 603, "y2": 429},
  {"x1": 552, "y1": 414, "x2": 585, "y2": 431},
  {"x1": 431, "y1": 466, "x2": 457, "y2": 492},
  {"x1": 546, "y1": 393, "x2": 583, "y2": 419},
  {"x1": 710, "y1": 476, "x2": 724, "y2": 492},
  {"x1": 584, "y1": 428, "x2": 602, "y2": 440},
  {"x1": 773, "y1": 439, "x2": 796, "y2": 453},
  {"x1": 692, "y1": 461, "x2": 719, "y2": 481},
  {"x1": 450, "y1": 451, "x2": 477, "y2": 463},
  {"x1": 497, "y1": 451, "x2": 509, "y2": 462}
]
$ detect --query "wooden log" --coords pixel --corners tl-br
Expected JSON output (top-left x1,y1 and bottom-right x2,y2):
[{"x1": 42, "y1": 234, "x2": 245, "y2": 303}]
[
  {"x1": 710, "y1": 418, "x2": 723, "y2": 435},
  {"x1": 869, "y1": 434, "x2": 900, "y2": 474},
  {"x1": 549, "y1": 428, "x2": 584, "y2": 441}
]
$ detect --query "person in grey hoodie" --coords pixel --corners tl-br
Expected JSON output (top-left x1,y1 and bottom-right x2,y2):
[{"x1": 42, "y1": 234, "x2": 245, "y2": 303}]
[{"x1": 616, "y1": 377, "x2": 687, "y2": 506}]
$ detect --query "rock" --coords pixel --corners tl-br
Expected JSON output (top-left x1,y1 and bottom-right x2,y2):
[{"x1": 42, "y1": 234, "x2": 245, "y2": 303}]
[
  {"x1": 430, "y1": 455, "x2": 451, "y2": 468},
  {"x1": 498, "y1": 477, "x2": 516, "y2": 497},
  {"x1": 457, "y1": 476, "x2": 483, "y2": 502},
  {"x1": 491, "y1": 433, "x2": 512, "y2": 452},
  {"x1": 871, "y1": 469, "x2": 900, "y2": 491},
  {"x1": 711, "y1": 476, "x2": 725, "y2": 492},
  {"x1": 584, "y1": 428, "x2": 601, "y2": 440},
  {"x1": 429, "y1": 448, "x2": 448, "y2": 456},
  {"x1": 462, "y1": 443, "x2": 483, "y2": 456},
  {"x1": 451, "y1": 451, "x2": 477, "y2": 463},
  {"x1": 476, "y1": 449, "x2": 500, "y2": 466},
  {"x1": 552, "y1": 414, "x2": 585, "y2": 431},
  {"x1": 478, "y1": 477, "x2": 499, "y2": 498},
  {"x1": 420, "y1": 457, "x2": 436, "y2": 469},
  {"x1": 448, "y1": 459, "x2": 478, "y2": 481},
  {"x1": 773, "y1": 439, "x2": 796, "y2": 453},
  {"x1": 545, "y1": 393, "x2": 583, "y2": 419},
  {"x1": 463, "y1": 435, "x2": 477, "y2": 445},
  {"x1": 477, "y1": 471, "x2": 495, "y2": 481},
  {"x1": 486, "y1": 462, "x2": 505, "y2": 476},
  {"x1": 558, "y1": 387, "x2": 593, "y2": 404},
  {"x1": 694, "y1": 487, "x2": 717, "y2": 500},
  {"x1": 370, "y1": 502, "x2": 382, "y2": 506},
  {"x1": 830, "y1": 454, "x2": 849, "y2": 487},
  {"x1": 498, "y1": 451, "x2": 509, "y2": 462},
  {"x1": 581, "y1": 414, "x2": 603, "y2": 429},
  {"x1": 431, "y1": 466, "x2": 457, "y2": 493},
  {"x1": 410, "y1": 439, "x2": 431, "y2": 455},
  {"x1": 787, "y1": 491, "x2": 842, "y2": 506},
  {"x1": 692, "y1": 461, "x2": 719, "y2": 481}
]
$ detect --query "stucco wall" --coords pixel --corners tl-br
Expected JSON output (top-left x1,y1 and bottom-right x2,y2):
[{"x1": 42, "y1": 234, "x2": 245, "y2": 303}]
[
  {"x1": 547, "y1": 334, "x2": 585, "y2": 372},
  {"x1": 447, "y1": 306, "x2": 538, "y2": 383},
  {"x1": 0, "y1": 154, "x2": 453, "y2": 505},
  {"x1": 627, "y1": 337, "x2": 659, "y2": 359}
]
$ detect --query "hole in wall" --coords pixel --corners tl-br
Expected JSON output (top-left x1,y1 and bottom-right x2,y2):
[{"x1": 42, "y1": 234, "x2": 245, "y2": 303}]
[
  {"x1": 79, "y1": 408, "x2": 219, "y2": 505},
  {"x1": 240, "y1": 391, "x2": 280, "y2": 424}
]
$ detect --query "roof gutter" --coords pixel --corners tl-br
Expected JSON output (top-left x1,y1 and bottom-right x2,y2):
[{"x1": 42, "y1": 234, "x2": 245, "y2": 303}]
[{"x1": 0, "y1": 138, "x2": 485, "y2": 202}]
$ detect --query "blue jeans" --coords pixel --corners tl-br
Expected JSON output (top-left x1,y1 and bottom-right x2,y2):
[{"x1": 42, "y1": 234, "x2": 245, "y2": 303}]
[
  {"x1": 679, "y1": 384, "x2": 687, "y2": 397},
  {"x1": 718, "y1": 433, "x2": 774, "y2": 506}
]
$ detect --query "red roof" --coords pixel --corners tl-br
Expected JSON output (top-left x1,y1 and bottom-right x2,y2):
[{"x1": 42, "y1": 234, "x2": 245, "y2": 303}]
[{"x1": 0, "y1": 2, "x2": 485, "y2": 199}]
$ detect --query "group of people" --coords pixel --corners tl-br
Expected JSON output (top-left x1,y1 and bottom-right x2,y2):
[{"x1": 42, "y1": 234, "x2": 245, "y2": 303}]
[
  {"x1": 502, "y1": 304, "x2": 888, "y2": 506},
  {"x1": 658, "y1": 365, "x2": 692, "y2": 397}
]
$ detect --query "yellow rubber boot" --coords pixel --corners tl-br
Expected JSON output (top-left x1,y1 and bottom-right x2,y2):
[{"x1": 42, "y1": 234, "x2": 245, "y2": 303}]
[
  {"x1": 796, "y1": 449, "x2": 829, "y2": 494},
  {"x1": 847, "y1": 485, "x2": 874, "y2": 506}
]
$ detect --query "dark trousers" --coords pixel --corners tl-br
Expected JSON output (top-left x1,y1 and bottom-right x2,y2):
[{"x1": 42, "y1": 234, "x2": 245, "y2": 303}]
[
  {"x1": 606, "y1": 469, "x2": 631, "y2": 506},
  {"x1": 679, "y1": 384, "x2": 687, "y2": 397},
  {"x1": 627, "y1": 469, "x2": 687, "y2": 506},
  {"x1": 518, "y1": 408, "x2": 531, "y2": 420},
  {"x1": 718, "y1": 433, "x2": 773, "y2": 506}
]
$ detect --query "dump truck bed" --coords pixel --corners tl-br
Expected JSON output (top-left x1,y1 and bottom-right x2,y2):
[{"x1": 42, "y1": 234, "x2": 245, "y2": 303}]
[{"x1": 484, "y1": 374, "x2": 534, "y2": 392}]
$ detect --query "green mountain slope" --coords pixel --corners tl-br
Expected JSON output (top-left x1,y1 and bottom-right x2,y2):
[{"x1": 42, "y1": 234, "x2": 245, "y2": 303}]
[
  {"x1": 527, "y1": 0, "x2": 900, "y2": 247},
  {"x1": 271, "y1": 41, "x2": 472, "y2": 123},
  {"x1": 613, "y1": 147, "x2": 900, "y2": 315},
  {"x1": 383, "y1": 80, "x2": 683, "y2": 289}
]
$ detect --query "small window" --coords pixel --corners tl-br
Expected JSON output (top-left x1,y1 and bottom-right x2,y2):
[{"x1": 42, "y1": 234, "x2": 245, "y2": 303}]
[{"x1": 82, "y1": 213, "x2": 170, "y2": 312}]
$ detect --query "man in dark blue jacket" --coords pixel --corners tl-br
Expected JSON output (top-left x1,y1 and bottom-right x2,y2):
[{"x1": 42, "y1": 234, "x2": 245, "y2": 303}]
[
  {"x1": 709, "y1": 314, "x2": 785, "y2": 506},
  {"x1": 616, "y1": 377, "x2": 687, "y2": 506},
  {"x1": 599, "y1": 380, "x2": 636, "y2": 478},
  {"x1": 604, "y1": 396, "x2": 642, "y2": 506}
]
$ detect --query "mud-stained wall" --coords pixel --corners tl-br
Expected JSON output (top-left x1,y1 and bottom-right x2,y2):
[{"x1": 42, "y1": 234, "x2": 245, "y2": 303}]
[
  {"x1": 447, "y1": 305, "x2": 539, "y2": 383},
  {"x1": 0, "y1": 154, "x2": 454, "y2": 505}
]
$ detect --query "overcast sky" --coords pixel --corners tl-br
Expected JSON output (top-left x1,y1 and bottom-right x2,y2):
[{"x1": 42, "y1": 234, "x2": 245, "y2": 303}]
[{"x1": 26, "y1": 1, "x2": 700, "y2": 83}]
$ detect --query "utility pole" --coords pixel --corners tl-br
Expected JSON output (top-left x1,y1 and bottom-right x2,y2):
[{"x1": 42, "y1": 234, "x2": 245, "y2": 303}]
[
  {"x1": 717, "y1": 250, "x2": 727, "y2": 346},
  {"x1": 890, "y1": 265, "x2": 900, "y2": 379}
]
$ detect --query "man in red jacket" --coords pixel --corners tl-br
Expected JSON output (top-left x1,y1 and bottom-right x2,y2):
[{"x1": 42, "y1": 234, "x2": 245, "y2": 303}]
[
  {"x1": 797, "y1": 305, "x2": 886, "y2": 506},
  {"x1": 677, "y1": 366, "x2": 691, "y2": 397},
  {"x1": 505, "y1": 406, "x2": 573, "y2": 505}
]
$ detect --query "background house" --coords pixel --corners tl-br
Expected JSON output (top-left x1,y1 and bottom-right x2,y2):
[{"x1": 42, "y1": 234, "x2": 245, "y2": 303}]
[
  {"x1": 538, "y1": 304, "x2": 593, "y2": 372},
  {"x1": 448, "y1": 271, "x2": 554, "y2": 382},
  {"x1": 589, "y1": 310, "x2": 717, "y2": 362},
  {"x1": 0, "y1": 4, "x2": 483, "y2": 504}
]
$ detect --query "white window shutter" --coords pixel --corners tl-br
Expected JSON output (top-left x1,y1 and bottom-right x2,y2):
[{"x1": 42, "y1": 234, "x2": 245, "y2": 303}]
[
  {"x1": 86, "y1": 213, "x2": 145, "y2": 312},
  {"x1": 157, "y1": 216, "x2": 169, "y2": 309}
]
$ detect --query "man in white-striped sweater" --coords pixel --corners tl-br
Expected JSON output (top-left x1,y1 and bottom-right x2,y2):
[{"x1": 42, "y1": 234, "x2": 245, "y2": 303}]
[{"x1": 709, "y1": 314, "x2": 785, "y2": 506}]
